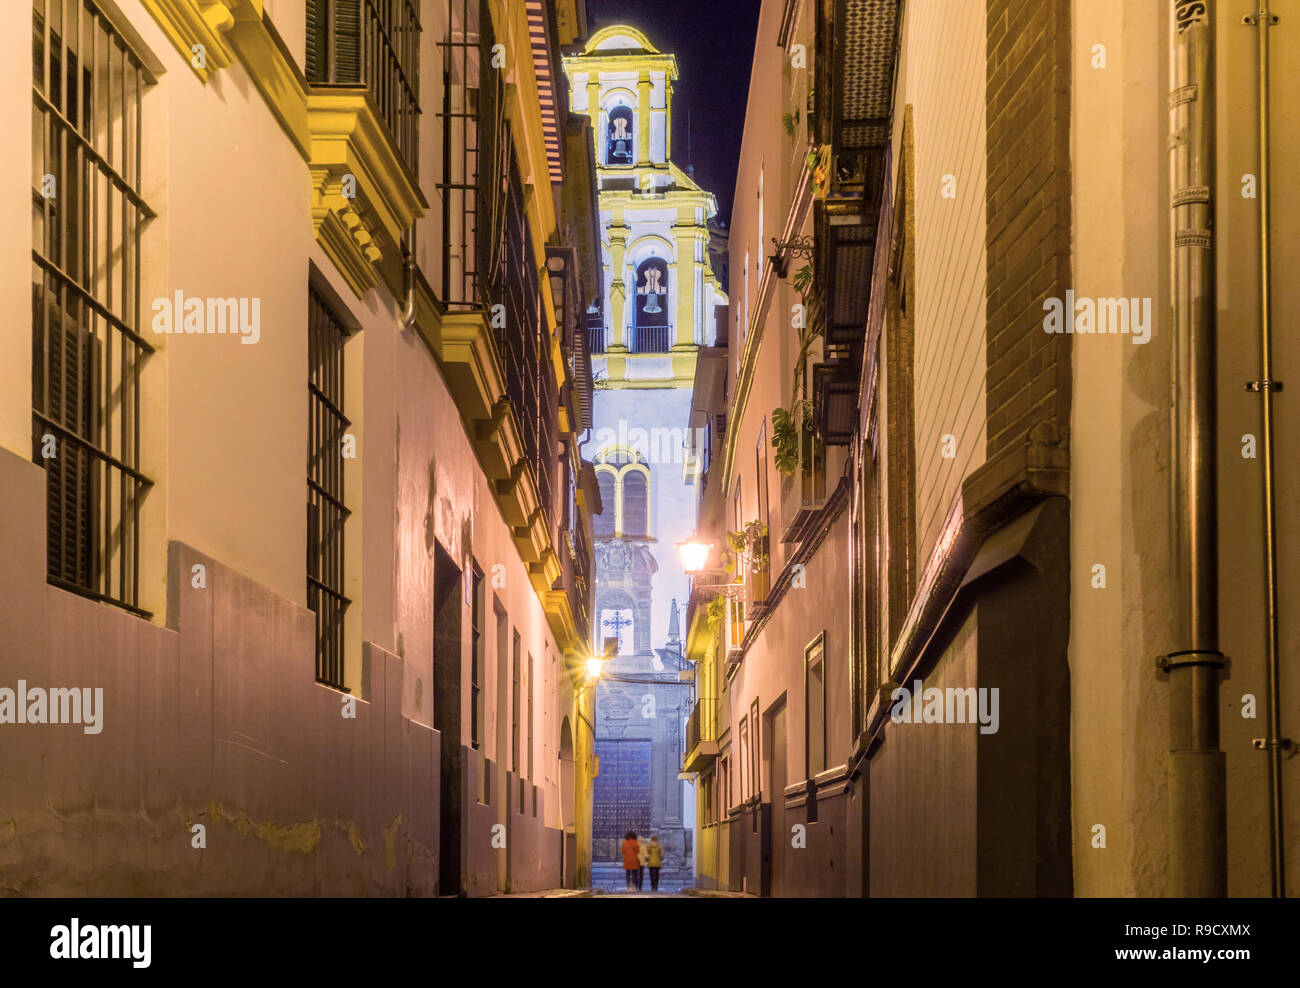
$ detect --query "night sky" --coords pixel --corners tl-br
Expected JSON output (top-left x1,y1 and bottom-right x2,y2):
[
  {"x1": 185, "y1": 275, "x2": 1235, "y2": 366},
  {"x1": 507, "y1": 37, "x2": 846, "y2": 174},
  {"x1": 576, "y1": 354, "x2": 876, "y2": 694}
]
[{"x1": 584, "y1": 0, "x2": 762, "y2": 226}]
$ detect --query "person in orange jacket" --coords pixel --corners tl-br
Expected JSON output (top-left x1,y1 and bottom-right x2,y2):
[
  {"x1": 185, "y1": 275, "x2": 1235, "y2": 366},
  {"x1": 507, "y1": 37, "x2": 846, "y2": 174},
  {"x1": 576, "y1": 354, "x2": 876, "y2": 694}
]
[{"x1": 621, "y1": 832, "x2": 641, "y2": 891}]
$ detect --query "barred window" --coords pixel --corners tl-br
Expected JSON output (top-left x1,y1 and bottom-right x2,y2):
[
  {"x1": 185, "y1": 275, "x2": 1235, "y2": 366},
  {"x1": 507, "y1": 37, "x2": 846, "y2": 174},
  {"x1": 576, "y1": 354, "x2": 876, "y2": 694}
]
[
  {"x1": 307, "y1": 285, "x2": 352, "y2": 688},
  {"x1": 438, "y1": 0, "x2": 558, "y2": 533},
  {"x1": 306, "y1": 0, "x2": 421, "y2": 173},
  {"x1": 32, "y1": 0, "x2": 154, "y2": 614}
]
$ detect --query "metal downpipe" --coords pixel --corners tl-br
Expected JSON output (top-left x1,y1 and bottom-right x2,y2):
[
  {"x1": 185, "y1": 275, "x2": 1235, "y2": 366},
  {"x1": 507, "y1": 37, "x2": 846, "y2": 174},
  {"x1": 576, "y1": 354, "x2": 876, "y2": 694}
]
[
  {"x1": 1164, "y1": 0, "x2": 1227, "y2": 897},
  {"x1": 1250, "y1": 0, "x2": 1287, "y2": 899},
  {"x1": 401, "y1": 223, "x2": 418, "y2": 331}
]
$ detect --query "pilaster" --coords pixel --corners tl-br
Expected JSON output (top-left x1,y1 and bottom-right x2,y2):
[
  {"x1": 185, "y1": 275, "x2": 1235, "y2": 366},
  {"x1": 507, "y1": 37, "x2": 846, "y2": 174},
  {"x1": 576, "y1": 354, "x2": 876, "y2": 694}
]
[
  {"x1": 637, "y1": 70, "x2": 652, "y2": 167},
  {"x1": 608, "y1": 227, "x2": 630, "y2": 350}
]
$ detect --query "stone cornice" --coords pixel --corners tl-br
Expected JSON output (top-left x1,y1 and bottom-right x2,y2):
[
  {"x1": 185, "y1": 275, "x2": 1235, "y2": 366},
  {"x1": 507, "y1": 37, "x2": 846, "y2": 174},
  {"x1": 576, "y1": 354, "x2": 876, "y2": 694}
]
[
  {"x1": 225, "y1": 6, "x2": 310, "y2": 157},
  {"x1": 306, "y1": 90, "x2": 427, "y2": 297},
  {"x1": 144, "y1": 2, "x2": 426, "y2": 298},
  {"x1": 563, "y1": 53, "x2": 679, "y2": 80},
  {"x1": 141, "y1": 0, "x2": 245, "y2": 82}
]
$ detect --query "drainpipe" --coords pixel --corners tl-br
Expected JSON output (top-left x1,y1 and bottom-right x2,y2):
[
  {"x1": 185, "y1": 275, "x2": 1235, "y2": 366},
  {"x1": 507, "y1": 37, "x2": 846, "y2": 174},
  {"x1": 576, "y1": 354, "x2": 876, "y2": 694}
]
[
  {"x1": 401, "y1": 224, "x2": 418, "y2": 331},
  {"x1": 1162, "y1": 0, "x2": 1227, "y2": 898},
  {"x1": 1248, "y1": 0, "x2": 1287, "y2": 899}
]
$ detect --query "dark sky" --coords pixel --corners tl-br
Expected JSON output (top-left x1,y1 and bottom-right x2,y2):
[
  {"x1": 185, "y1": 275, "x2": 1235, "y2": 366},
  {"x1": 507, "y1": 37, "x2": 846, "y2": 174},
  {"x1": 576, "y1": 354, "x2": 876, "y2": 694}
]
[{"x1": 584, "y1": 0, "x2": 761, "y2": 226}]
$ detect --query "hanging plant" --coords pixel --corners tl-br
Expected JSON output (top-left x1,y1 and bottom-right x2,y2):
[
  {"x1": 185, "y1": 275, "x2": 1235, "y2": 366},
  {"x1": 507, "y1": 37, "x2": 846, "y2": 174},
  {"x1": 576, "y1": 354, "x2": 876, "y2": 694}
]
[
  {"x1": 772, "y1": 405, "x2": 801, "y2": 476},
  {"x1": 791, "y1": 262, "x2": 813, "y2": 298},
  {"x1": 726, "y1": 519, "x2": 769, "y2": 572},
  {"x1": 770, "y1": 252, "x2": 825, "y2": 477},
  {"x1": 808, "y1": 144, "x2": 832, "y2": 198},
  {"x1": 771, "y1": 400, "x2": 823, "y2": 478},
  {"x1": 706, "y1": 594, "x2": 726, "y2": 630}
]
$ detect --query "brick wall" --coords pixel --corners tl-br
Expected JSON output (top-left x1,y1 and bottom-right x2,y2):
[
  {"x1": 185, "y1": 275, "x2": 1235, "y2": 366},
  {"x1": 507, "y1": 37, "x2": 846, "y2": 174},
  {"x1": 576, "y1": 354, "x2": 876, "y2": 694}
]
[{"x1": 985, "y1": 0, "x2": 1072, "y2": 456}]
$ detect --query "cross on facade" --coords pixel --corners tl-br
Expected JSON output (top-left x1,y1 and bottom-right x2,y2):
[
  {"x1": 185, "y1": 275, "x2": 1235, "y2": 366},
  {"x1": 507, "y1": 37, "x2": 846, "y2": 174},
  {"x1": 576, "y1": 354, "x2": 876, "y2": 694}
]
[{"x1": 602, "y1": 610, "x2": 633, "y2": 652}]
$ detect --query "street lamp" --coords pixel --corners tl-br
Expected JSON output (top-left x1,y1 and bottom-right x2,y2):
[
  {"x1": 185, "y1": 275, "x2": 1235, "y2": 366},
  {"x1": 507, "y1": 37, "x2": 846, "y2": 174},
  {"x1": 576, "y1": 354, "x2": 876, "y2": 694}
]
[
  {"x1": 676, "y1": 537, "x2": 749, "y2": 600},
  {"x1": 586, "y1": 655, "x2": 605, "y2": 681},
  {"x1": 675, "y1": 539, "x2": 713, "y2": 575}
]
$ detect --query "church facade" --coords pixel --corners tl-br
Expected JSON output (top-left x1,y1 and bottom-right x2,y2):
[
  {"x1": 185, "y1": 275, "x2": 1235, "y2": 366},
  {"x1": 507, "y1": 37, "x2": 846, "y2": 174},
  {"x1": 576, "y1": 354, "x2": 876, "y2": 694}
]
[{"x1": 564, "y1": 27, "x2": 727, "y2": 874}]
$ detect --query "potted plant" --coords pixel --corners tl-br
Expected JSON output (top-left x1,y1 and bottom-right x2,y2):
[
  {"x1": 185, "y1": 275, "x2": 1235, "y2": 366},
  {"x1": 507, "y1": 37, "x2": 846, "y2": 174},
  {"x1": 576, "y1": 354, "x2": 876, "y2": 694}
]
[
  {"x1": 725, "y1": 520, "x2": 770, "y2": 605},
  {"x1": 772, "y1": 259, "x2": 826, "y2": 498},
  {"x1": 773, "y1": 400, "x2": 825, "y2": 497},
  {"x1": 705, "y1": 594, "x2": 727, "y2": 630},
  {"x1": 808, "y1": 144, "x2": 831, "y2": 198}
]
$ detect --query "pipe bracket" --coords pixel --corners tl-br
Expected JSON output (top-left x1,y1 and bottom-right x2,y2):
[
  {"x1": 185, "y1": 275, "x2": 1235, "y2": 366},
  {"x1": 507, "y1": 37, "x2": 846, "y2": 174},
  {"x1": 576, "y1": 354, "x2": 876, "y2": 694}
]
[
  {"x1": 1246, "y1": 379, "x2": 1283, "y2": 392},
  {"x1": 1157, "y1": 649, "x2": 1227, "y2": 672},
  {"x1": 1242, "y1": 14, "x2": 1280, "y2": 26},
  {"x1": 1251, "y1": 737, "x2": 1295, "y2": 754}
]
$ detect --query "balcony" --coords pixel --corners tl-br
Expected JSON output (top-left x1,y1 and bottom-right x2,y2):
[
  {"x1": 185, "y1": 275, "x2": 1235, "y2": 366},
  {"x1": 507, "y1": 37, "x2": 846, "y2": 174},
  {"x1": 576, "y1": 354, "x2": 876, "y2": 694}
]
[
  {"x1": 683, "y1": 701, "x2": 719, "y2": 773},
  {"x1": 809, "y1": 0, "x2": 899, "y2": 445},
  {"x1": 589, "y1": 324, "x2": 675, "y2": 354},
  {"x1": 629, "y1": 324, "x2": 673, "y2": 353}
]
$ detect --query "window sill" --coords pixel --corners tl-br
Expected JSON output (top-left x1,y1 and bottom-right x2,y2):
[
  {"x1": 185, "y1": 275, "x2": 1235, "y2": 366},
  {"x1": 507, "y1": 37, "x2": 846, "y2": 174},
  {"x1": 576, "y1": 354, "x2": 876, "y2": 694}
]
[{"x1": 306, "y1": 90, "x2": 428, "y2": 298}]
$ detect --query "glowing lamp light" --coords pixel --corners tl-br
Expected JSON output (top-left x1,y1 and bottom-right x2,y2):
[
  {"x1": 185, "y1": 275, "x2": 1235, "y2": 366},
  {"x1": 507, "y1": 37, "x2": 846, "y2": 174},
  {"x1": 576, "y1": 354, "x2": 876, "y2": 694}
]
[
  {"x1": 676, "y1": 540, "x2": 713, "y2": 575},
  {"x1": 586, "y1": 657, "x2": 605, "y2": 681}
]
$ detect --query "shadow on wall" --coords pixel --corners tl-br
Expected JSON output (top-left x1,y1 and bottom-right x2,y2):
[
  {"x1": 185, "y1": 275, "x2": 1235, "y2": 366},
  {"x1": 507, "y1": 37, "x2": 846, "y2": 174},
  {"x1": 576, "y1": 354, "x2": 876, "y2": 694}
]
[{"x1": 0, "y1": 448, "x2": 437, "y2": 896}]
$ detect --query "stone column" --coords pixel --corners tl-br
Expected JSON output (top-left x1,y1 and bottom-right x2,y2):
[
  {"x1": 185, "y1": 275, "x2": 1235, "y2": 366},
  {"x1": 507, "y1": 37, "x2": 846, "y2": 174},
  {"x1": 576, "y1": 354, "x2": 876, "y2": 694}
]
[
  {"x1": 608, "y1": 226, "x2": 629, "y2": 350},
  {"x1": 673, "y1": 225, "x2": 699, "y2": 347},
  {"x1": 637, "y1": 70, "x2": 652, "y2": 166},
  {"x1": 664, "y1": 78, "x2": 673, "y2": 160},
  {"x1": 586, "y1": 77, "x2": 601, "y2": 159}
]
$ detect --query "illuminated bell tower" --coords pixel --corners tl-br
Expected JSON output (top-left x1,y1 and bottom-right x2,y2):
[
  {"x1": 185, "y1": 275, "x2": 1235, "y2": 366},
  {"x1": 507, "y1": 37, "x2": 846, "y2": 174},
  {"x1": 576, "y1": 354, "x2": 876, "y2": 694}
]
[
  {"x1": 564, "y1": 25, "x2": 727, "y2": 383},
  {"x1": 564, "y1": 27, "x2": 727, "y2": 877}
]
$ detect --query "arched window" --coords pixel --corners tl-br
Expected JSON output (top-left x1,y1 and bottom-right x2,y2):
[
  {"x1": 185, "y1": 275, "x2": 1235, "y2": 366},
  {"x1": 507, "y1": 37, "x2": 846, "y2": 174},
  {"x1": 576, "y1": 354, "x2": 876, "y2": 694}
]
[
  {"x1": 594, "y1": 469, "x2": 616, "y2": 537},
  {"x1": 592, "y1": 448, "x2": 651, "y2": 539},
  {"x1": 633, "y1": 258, "x2": 669, "y2": 329},
  {"x1": 606, "y1": 105, "x2": 634, "y2": 165},
  {"x1": 622, "y1": 470, "x2": 648, "y2": 536}
]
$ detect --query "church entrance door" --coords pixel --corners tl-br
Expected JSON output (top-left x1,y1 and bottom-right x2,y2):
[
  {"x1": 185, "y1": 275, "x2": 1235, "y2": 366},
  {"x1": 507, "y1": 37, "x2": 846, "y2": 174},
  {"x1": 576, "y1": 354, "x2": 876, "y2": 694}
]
[{"x1": 593, "y1": 739, "x2": 652, "y2": 860}]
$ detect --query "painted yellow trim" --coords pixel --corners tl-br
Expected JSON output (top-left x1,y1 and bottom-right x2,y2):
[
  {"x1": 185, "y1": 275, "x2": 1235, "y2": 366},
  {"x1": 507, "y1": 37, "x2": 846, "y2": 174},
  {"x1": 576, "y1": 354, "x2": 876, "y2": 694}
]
[
  {"x1": 591, "y1": 457, "x2": 651, "y2": 537},
  {"x1": 636, "y1": 70, "x2": 651, "y2": 167},
  {"x1": 498, "y1": 459, "x2": 540, "y2": 531},
  {"x1": 306, "y1": 91, "x2": 427, "y2": 298},
  {"x1": 141, "y1": 0, "x2": 243, "y2": 82},
  {"x1": 492, "y1": 0, "x2": 559, "y2": 245},
  {"x1": 593, "y1": 350, "x2": 699, "y2": 389},
  {"x1": 435, "y1": 311, "x2": 502, "y2": 425},
  {"x1": 565, "y1": 54, "x2": 679, "y2": 80},
  {"x1": 225, "y1": 5, "x2": 310, "y2": 158},
  {"x1": 309, "y1": 179, "x2": 384, "y2": 296},
  {"x1": 542, "y1": 589, "x2": 582, "y2": 650},
  {"x1": 583, "y1": 24, "x2": 661, "y2": 55},
  {"x1": 476, "y1": 399, "x2": 525, "y2": 486}
]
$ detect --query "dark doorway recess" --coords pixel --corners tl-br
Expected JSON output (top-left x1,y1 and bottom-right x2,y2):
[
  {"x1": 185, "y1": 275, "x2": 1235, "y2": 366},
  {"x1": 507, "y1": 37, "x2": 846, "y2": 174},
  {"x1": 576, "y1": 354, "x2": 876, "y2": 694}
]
[
  {"x1": 766, "y1": 701, "x2": 787, "y2": 897},
  {"x1": 434, "y1": 543, "x2": 463, "y2": 895}
]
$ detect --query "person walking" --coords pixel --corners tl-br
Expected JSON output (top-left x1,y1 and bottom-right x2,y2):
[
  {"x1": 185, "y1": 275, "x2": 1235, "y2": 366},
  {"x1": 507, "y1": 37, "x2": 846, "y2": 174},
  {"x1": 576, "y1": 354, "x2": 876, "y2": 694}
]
[
  {"x1": 646, "y1": 834, "x2": 664, "y2": 892},
  {"x1": 621, "y1": 832, "x2": 640, "y2": 891},
  {"x1": 636, "y1": 834, "x2": 650, "y2": 890}
]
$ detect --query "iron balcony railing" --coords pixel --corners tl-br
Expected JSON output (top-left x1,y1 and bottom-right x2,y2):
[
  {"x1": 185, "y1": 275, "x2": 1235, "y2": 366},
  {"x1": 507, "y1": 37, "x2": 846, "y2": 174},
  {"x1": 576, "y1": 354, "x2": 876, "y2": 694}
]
[
  {"x1": 630, "y1": 324, "x2": 672, "y2": 353},
  {"x1": 306, "y1": 0, "x2": 422, "y2": 175}
]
